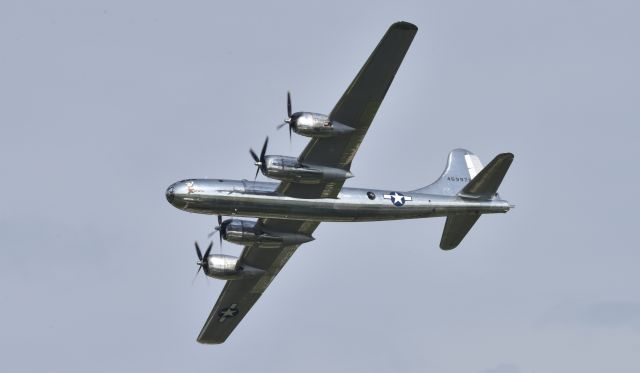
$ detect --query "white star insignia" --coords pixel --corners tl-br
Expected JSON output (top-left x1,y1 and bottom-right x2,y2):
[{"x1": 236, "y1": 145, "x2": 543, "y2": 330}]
[
  {"x1": 221, "y1": 309, "x2": 236, "y2": 317},
  {"x1": 383, "y1": 192, "x2": 413, "y2": 206},
  {"x1": 218, "y1": 304, "x2": 239, "y2": 322},
  {"x1": 390, "y1": 192, "x2": 404, "y2": 204}
]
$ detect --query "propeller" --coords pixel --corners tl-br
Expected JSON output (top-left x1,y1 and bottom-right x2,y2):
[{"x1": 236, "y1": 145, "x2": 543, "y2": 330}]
[
  {"x1": 194, "y1": 241, "x2": 213, "y2": 277},
  {"x1": 249, "y1": 136, "x2": 269, "y2": 180},
  {"x1": 207, "y1": 214, "x2": 229, "y2": 248},
  {"x1": 276, "y1": 91, "x2": 294, "y2": 142}
]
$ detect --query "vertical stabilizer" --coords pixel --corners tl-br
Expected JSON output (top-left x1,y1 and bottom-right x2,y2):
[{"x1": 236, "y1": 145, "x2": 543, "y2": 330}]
[{"x1": 413, "y1": 149, "x2": 484, "y2": 196}]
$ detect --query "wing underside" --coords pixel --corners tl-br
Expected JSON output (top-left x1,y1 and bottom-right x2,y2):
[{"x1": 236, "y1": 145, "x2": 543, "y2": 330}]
[
  {"x1": 197, "y1": 219, "x2": 319, "y2": 344},
  {"x1": 280, "y1": 21, "x2": 417, "y2": 199}
]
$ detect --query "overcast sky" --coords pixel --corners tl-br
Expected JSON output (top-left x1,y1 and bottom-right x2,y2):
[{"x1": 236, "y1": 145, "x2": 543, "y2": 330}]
[{"x1": 1, "y1": 1, "x2": 639, "y2": 372}]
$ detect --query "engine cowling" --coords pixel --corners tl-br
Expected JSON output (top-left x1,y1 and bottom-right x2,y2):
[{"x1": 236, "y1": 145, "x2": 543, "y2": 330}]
[
  {"x1": 262, "y1": 155, "x2": 353, "y2": 184},
  {"x1": 204, "y1": 254, "x2": 264, "y2": 280},
  {"x1": 290, "y1": 112, "x2": 354, "y2": 138},
  {"x1": 221, "y1": 219, "x2": 314, "y2": 248}
]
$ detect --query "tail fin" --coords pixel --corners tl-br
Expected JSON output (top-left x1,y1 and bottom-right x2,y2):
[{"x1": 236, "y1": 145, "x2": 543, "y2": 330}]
[
  {"x1": 415, "y1": 150, "x2": 515, "y2": 250},
  {"x1": 413, "y1": 149, "x2": 485, "y2": 196}
]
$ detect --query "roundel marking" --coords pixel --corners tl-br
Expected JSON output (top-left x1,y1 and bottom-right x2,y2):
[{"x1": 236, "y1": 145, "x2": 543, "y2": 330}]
[{"x1": 383, "y1": 192, "x2": 413, "y2": 207}]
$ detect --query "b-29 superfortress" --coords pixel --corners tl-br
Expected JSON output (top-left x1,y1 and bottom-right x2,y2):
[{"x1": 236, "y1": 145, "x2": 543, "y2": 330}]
[{"x1": 166, "y1": 22, "x2": 514, "y2": 344}]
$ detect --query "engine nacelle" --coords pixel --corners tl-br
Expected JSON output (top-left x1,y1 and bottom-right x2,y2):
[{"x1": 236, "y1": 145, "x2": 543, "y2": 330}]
[
  {"x1": 290, "y1": 112, "x2": 354, "y2": 138},
  {"x1": 205, "y1": 254, "x2": 264, "y2": 280},
  {"x1": 262, "y1": 155, "x2": 353, "y2": 184},
  {"x1": 222, "y1": 219, "x2": 315, "y2": 248}
]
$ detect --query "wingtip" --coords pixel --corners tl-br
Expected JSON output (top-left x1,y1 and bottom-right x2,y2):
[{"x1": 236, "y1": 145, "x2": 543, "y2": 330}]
[
  {"x1": 496, "y1": 152, "x2": 515, "y2": 163},
  {"x1": 391, "y1": 21, "x2": 418, "y2": 31},
  {"x1": 439, "y1": 242, "x2": 458, "y2": 251},
  {"x1": 197, "y1": 337, "x2": 225, "y2": 345}
]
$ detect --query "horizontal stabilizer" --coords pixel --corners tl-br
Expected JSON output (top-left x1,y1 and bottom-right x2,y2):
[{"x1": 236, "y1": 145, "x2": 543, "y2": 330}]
[
  {"x1": 440, "y1": 214, "x2": 480, "y2": 250},
  {"x1": 459, "y1": 153, "x2": 514, "y2": 200}
]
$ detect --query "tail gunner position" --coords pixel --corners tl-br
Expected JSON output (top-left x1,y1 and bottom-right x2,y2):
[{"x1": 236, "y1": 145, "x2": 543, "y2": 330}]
[{"x1": 166, "y1": 22, "x2": 514, "y2": 344}]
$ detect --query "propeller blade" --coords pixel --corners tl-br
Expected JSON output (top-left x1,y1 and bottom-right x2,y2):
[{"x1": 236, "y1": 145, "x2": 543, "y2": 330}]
[
  {"x1": 194, "y1": 241, "x2": 203, "y2": 261},
  {"x1": 249, "y1": 148, "x2": 259, "y2": 163},
  {"x1": 289, "y1": 122, "x2": 292, "y2": 142},
  {"x1": 251, "y1": 138, "x2": 268, "y2": 179},
  {"x1": 260, "y1": 136, "x2": 269, "y2": 163},
  {"x1": 204, "y1": 241, "x2": 213, "y2": 260},
  {"x1": 287, "y1": 91, "x2": 292, "y2": 118},
  {"x1": 218, "y1": 215, "x2": 222, "y2": 226},
  {"x1": 276, "y1": 122, "x2": 288, "y2": 130},
  {"x1": 193, "y1": 241, "x2": 210, "y2": 284}
]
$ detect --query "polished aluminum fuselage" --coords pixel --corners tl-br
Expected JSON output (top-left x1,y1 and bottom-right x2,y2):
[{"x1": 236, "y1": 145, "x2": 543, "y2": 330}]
[{"x1": 166, "y1": 179, "x2": 510, "y2": 222}]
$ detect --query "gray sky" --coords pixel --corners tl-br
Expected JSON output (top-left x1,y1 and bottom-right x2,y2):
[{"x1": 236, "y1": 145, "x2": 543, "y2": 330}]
[{"x1": 1, "y1": 1, "x2": 639, "y2": 372}]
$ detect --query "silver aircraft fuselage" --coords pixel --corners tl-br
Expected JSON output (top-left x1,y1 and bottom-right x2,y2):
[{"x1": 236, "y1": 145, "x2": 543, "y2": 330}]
[{"x1": 165, "y1": 179, "x2": 511, "y2": 222}]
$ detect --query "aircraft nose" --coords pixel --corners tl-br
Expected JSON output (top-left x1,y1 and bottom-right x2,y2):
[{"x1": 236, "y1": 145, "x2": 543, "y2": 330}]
[{"x1": 166, "y1": 183, "x2": 176, "y2": 203}]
